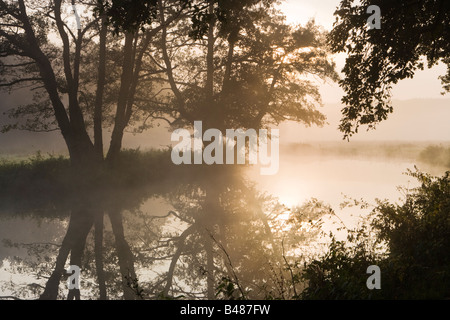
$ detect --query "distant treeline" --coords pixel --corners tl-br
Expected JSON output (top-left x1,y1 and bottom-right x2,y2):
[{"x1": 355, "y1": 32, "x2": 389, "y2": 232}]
[
  {"x1": 281, "y1": 142, "x2": 450, "y2": 168},
  {"x1": 418, "y1": 145, "x2": 450, "y2": 168}
]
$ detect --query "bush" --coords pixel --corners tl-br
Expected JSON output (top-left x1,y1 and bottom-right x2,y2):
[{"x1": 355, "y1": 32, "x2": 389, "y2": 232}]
[{"x1": 301, "y1": 169, "x2": 450, "y2": 299}]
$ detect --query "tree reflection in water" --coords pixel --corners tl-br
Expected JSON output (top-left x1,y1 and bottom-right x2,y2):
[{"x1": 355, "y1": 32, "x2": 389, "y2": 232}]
[{"x1": 0, "y1": 159, "x2": 331, "y2": 300}]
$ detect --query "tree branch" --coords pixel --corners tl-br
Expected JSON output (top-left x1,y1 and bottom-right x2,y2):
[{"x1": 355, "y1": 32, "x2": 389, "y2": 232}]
[{"x1": 0, "y1": 77, "x2": 42, "y2": 87}]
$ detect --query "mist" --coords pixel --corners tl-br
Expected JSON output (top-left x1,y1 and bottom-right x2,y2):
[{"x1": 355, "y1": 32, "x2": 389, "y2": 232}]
[{"x1": 1, "y1": 0, "x2": 449, "y2": 304}]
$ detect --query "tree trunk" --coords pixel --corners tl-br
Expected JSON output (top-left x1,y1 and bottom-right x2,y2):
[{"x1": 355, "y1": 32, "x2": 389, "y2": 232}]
[
  {"x1": 108, "y1": 209, "x2": 139, "y2": 300},
  {"x1": 95, "y1": 211, "x2": 108, "y2": 300},
  {"x1": 39, "y1": 207, "x2": 94, "y2": 300},
  {"x1": 106, "y1": 32, "x2": 135, "y2": 162}
]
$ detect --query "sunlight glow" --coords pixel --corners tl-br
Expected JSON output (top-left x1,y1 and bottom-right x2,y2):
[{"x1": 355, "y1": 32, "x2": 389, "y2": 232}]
[{"x1": 277, "y1": 1, "x2": 319, "y2": 27}]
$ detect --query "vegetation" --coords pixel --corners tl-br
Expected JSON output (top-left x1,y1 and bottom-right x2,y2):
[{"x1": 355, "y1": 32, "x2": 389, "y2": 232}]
[
  {"x1": 1, "y1": 152, "x2": 449, "y2": 299},
  {"x1": 418, "y1": 145, "x2": 450, "y2": 168},
  {"x1": 329, "y1": 0, "x2": 450, "y2": 138},
  {"x1": 301, "y1": 169, "x2": 450, "y2": 299}
]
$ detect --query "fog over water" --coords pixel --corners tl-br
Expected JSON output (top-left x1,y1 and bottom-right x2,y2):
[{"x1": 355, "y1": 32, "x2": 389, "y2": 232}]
[
  {"x1": 0, "y1": 0, "x2": 449, "y2": 301},
  {"x1": 1, "y1": 96, "x2": 449, "y2": 299}
]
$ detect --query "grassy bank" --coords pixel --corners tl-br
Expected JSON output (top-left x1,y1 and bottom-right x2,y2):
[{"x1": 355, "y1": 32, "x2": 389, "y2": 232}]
[{"x1": 0, "y1": 149, "x2": 202, "y2": 216}]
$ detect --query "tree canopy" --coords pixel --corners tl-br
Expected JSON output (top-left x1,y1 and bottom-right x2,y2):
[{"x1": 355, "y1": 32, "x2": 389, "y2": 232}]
[
  {"x1": 329, "y1": 0, "x2": 450, "y2": 139},
  {"x1": 0, "y1": 0, "x2": 339, "y2": 300},
  {"x1": 96, "y1": 0, "x2": 339, "y2": 132}
]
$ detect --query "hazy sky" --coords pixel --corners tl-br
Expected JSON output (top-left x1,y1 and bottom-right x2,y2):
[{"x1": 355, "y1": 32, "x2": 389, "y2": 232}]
[
  {"x1": 278, "y1": 0, "x2": 449, "y2": 103},
  {"x1": 274, "y1": 0, "x2": 450, "y2": 142},
  {"x1": 0, "y1": 0, "x2": 449, "y2": 155}
]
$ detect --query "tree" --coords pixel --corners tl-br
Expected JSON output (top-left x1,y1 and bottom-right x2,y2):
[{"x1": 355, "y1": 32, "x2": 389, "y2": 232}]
[
  {"x1": 99, "y1": 0, "x2": 338, "y2": 299},
  {"x1": 329, "y1": 0, "x2": 450, "y2": 139},
  {"x1": 100, "y1": 0, "x2": 338, "y2": 130},
  {"x1": 0, "y1": 0, "x2": 184, "y2": 299},
  {"x1": 155, "y1": 0, "x2": 338, "y2": 131},
  {"x1": 1, "y1": 0, "x2": 338, "y2": 299}
]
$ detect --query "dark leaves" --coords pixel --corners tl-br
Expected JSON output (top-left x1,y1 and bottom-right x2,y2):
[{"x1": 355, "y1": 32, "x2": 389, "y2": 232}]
[
  {"x1": 329, "y1": 0, "x2": 450, "y2": 139},
  {"x1": 95, "y1": 0, "x2": 160, "y2": 34}
]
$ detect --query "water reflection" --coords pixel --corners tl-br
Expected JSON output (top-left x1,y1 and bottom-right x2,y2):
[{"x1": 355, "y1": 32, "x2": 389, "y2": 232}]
[
  {"x1": 0, "y1": 162, "x2": 333, "y2": 300},
  {"x1": 1, "y1": 153, "x2": 447, "y2": 300}
]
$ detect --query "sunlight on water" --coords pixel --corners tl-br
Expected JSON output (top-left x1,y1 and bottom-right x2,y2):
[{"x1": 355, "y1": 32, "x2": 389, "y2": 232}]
[{"x1": 246, "y1": 153, "x2": 448, "y2": 230}]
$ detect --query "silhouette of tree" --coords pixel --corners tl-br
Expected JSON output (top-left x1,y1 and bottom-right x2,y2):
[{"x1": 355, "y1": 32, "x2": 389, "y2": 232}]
[
  {"x1": 329, "y1": 0, "x2": 450, "y2": 139},
  {"x1": 1, "y1": 0, "x2": 340, "y2": 300},
  {"x1": 94, "y1": 0, "x2": 338, "y2": 299},
  {"x1": 0, "y1": 0, "x2": 184, "y2": 299}
]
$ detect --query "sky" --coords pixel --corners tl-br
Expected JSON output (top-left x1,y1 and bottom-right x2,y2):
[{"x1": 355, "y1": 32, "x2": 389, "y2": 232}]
[
  {"x1": 0, "y1": 0, "x2": 448, "y2": 301},
  {"x1": 275, "y1": 0, "x2": 450, "y2": 142},
  {"x1": 278, "y1": 0, "x2": 449, "y2": 103},
  {"x1": 0, "y1": 0, "x2": 449, "y2": 155}
]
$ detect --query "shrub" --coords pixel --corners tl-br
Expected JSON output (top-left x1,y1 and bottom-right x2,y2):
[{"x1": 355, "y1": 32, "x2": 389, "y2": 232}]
[{"x1": 301, "y1": 169, "x2": 450, "y2": 299}]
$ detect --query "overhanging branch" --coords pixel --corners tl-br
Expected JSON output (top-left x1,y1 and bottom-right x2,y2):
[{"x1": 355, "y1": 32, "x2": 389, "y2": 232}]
[{"x1": 0, "y1": 77, "x2": 42, "y2": 87}]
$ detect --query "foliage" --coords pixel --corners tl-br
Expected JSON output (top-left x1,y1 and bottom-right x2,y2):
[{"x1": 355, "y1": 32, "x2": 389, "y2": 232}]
[
  {"x1": 329, "y1": 0, "x2": 450, "y2": 139},
  {"x1": 95, "y1": 0, "x2": 159, "y2": 34},
  {"x1": 158, "y1": 4, "x2": 338, "y2": 130},
  {"x1": 0, "y1": 153, "x2": 71, "y2": 216},
  {"x1": 301, "y1": 169, "x2": 450, "y2": 299},
  {"x1": 300, "y1": 229, "x2": 383, "y2": 299}
]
